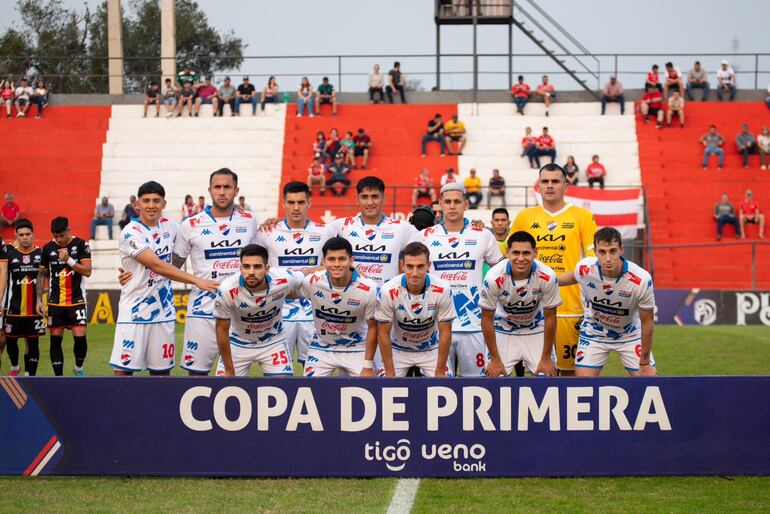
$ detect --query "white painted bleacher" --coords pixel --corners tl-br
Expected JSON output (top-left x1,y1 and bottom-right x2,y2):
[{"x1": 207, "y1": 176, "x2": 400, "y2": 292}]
[{"x1": 89, "y1": 104, "x2": 286, "y2": 288}]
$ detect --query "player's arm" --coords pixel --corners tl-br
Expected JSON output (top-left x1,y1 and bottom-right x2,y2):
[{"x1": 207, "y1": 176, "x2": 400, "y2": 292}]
[
  {"x1": 536, "y1": 308, "x2": 558, "y2": 376},
  {"x1": 481, "y1": 309, "x2": 505, "y2": 377},
  {"x1": 71, "y1": 258, "x2": 92, "y2": 277},
  {"x1": 376, "y1": 320, "x2": 395, "y2": 378},
  {"x1": 638, "y1": 309, "x2": 656, "y2": 376},
  {"x1": 215, "y1": 318, "x2": 235, "y2": 376},
  {"x1": 579, "y1": 211, "x2": 598, "y2": 257},
  {"x1": 557, "y1": 271, "x2": 577, "y2": 286},
  {"x1": 36, "y1": 265, "x2": 49, "y2": 316},
  {"x1": 435, "y1": 320, "x2": 452, "y2": 377},
  {"x1": 360, "y1": 318, "x2": 379, "y2": 377},
  {"x1": 0, "y1": 257, "x2": 7, "y2": 315},
  {"x1": 172, "y1": 254, "x2": 187, "y2": 269},
  {"x1": 134, "y1": 249, "x2": 219, "y2": 293}
]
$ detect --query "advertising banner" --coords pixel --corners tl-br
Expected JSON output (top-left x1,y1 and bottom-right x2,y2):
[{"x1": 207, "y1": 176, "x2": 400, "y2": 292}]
[{"x1": 654, "y1": 289, "x2": 770, "y2": 326}]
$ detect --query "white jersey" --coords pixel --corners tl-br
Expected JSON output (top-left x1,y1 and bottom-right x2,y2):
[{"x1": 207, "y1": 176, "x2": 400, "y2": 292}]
[
  {"x1": 300, "y1": 270, "x2": 377, "y2": 352},
  {"x1": 375, "y1": 274, "x2": 456, "y2": 352},
  {"x1": 479, "y1": 259, "x2": 562, "y2": 336},
  {"x1": 213, "y1": 269, "x2": 303, "y2": 348},
  {"x1": 573, "y1": 257, "x2": 655, "y2": 343},
  {"x1": 419, "y1": 220, "x2": 502, "y2": 332},
  {"x1": 174, "y1": 207, "x2": 258, "y2": 319},
  {"x1": 255, "y1": 218, "x2": 333, "y2": 322},
  {"x1": 328, "y1": 214, "x2": 419, "y2": 287},
  {"x1": 117, "y1": 217, "x2": 179, "y2": 324}
]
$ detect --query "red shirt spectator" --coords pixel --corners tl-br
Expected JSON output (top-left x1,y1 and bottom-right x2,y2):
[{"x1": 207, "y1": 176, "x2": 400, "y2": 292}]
[
  {"x1": 197, "y1": 84, "x2": 217, "y2": 99},
  {"x1": 585, "y1": 162, "x2": 606, "y2": 178},
  {"x1": 647, "y1": 69, "x2": 660, "y2": 87},
  {"x1": 740, "y1": 199, "x2": 759, "y2": 217},
  {"x1": 537, "y1": 134, "x2": 555, "y2": 149},
  {"x1": 1, "y1": 193, "x2": 20, "y2": 227},
  {"x1": 511, "y1": 83, "x2": 531, "y2": 97},
  {"x1": 309, "y1": 161, "x2": 325, "y2": 177},
  {"x1": 537, "y1": 82, "x2": 555, "y2": 95},
  {"x1": 642, "y1": 90, "x2": 663, "y2": 109},
  {"x1": 353, "y1": 132, "x2": 371, "y2": 146}
]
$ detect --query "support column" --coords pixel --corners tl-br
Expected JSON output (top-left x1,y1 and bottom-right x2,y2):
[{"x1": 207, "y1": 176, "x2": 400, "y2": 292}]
[
  {"x1": 160, "y1": 0, "x2": 176, "y2": 85},
  {"x1": 107, "y1": 0, "x2": 123, "y2": 95}
]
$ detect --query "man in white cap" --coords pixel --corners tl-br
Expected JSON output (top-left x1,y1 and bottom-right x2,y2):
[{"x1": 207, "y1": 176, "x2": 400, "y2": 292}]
[{"x1": 716, "y1": 61, "x2": 736, "y2": 101}]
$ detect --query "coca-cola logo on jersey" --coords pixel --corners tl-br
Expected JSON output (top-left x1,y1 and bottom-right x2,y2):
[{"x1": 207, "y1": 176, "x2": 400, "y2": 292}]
[
  {"x1": 440, "y1": 271, "x2": 468, "y2": 282},
  {"x1": 213, "y1": 259, "x2": 239, "y2": 270},
  {"x1": 356, "y1": 264, "x2": 384, "y2": 275}
]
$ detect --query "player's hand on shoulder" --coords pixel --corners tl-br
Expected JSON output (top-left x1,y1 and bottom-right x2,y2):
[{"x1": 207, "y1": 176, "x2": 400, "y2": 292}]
[
  {"x1": 117, "y1": 267, "x2": 133, "y2": 287},
  {"x1": 470, "y1": 219, "x2": 485, "y2": 230},
  {"x1": 259, "y1": 217, "x2": 279, "y2": 233},
  {"x1": 196, "y1": 278, "x2": 220, "y2": 293}
]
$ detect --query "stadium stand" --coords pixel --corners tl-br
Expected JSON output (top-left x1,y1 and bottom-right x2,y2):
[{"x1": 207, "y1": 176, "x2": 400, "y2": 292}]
[{"x1": 636, "y1": 101, "x2": 770, "y2": 288}]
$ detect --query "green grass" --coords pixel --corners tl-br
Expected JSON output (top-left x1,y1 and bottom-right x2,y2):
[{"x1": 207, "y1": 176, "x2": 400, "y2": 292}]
[{"x1": 1, "y1": 325, "x2": 769, "y2": 513}]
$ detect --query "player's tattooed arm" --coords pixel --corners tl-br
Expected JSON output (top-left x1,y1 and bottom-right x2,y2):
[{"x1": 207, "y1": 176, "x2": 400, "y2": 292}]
[
  {"x1": 172, "y1": 254, "x2": 187, "y2": 269},
  {"x1": 376, "y1": 321, "x2": 395, "y2": 378},
  {"x1": 36, "y1": 266, "x2": 49, "y2": 316},
  {"x1": 482, "y1": 309, "x2": 506, "y2": 377},
  {"x1": 536, "y1": 308, "x2": 559, "y2": 377},
  {"x1": 638, "y1": 309, "x2": 656, "y2": 377}
]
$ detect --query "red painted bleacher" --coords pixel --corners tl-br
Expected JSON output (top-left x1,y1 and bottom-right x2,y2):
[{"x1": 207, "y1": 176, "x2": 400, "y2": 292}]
[{"x1": 636, "y1": 102, "x2": 770, "y2": 288}]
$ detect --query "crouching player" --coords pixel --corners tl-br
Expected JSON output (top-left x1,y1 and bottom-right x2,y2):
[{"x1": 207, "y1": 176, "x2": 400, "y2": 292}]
[
  {"x1": 376, "y1": 242, "x2": 455, "y2": 377},
  {"x1": 558, "y1": 227, "x2": 656, "y2": 376},
  {"x1": 480, "y1": 231, "x2": 561, "y2": 377},
  {"x1": 214, "y1": 244, "x2": 302, "y2": 377}
]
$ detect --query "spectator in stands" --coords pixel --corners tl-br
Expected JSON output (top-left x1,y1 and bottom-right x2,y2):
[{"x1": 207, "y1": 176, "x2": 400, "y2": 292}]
[
  {"x1": 238, "y1": 196, "x2": 252, "y2": 211},
  {"x1": 716, "y1": 61, "x2": 736, "y2": 101},
  {"x1": 386, "y1": 62, "x2": 406, "y2": 104},
  {"x1": 536, "y1": 75, "x2": 555, "y2": 116},
  {"x1": 564, "y1": 155, "x2": 579, "y2": 185},
  {"x1": 307, "y1": 155, "x2": 326, "y2": 196},
  {"x1": 700, "y1": 125, "x2": 725, "y2": 170},
  {"x1": 2, "y1": 81, "x2": 14, "y2": 118},
  {"x1": 218, "y1": 76, "x2": 236, "y2": 117},
  {"x1": 353, "y1": 128, "x2": 371, "y2": 169},
  {"x1": 368, "y1": 64, "x2": 385, "y2": 104},
  {"x1": 235, "y1": 76, "x2": 257, "y2": 116},
  {"x1": 600, "y1": 75, "x2": 625, "y2": 115},
  {"x1": 162, "y1": 78, "x2": 178, "y2": 117},
  {"x1": 662, "y1": 62, "x2": 684, "y2": 99},
  {"x1": 260, "y1": 76, "x2": 279, "y2": 115},
  {"x1": 144, "y1": 80, "x2": 161, "y2": 117},
  {"x1": 14, "y1": 78, "x2": 32, "y2": 118},
  {"x1": 640, "y1": 84, "x2": 664, "y2": 129},
  {"x1": 735, "y1": 124, "x2": 757, "y2": 169},
  {"x1": 714, "y1": 193, "x2": 740, "y2": 241},
  {"x1": 118, "y1": 195, "x2": 137, "y2": 230},
  {"x1": 487, "y1": 168, "x2": 506, "y2": 208},
  {"x1": 297, "y1": 77, "x2": 313, "y2": 117},
  {"x1": 440, "y1": 167, "x2": 458, "y2": 186},
  {"x1": 412, "y1": 168, "x2": 437, "y2": 207},
  {"x1": 585, "y1": 155, "x2": 607, "y2": 189},
  {"x1": 520, "y1": 126, "x2": 538, "y2": 169},
  {"x1": 645, "y1": 64, "x2": 661, "y2": 91},
  {"x1": 194, "y1": 76, "x2": 219, "y2": 117},
  {"x1": 325, "y1": 128, "x2": 342, "y2": 164},
  {"x1": 490, "y1": 208, "x2": 511, "y2": 254},
  {"x1": 686, "y1": 61, "x2": 710, "y2": 101},
  {"x1": 178, "y1": 82, "x2": 195, "y2": 117},
  {"x1": 758, "y1": 126, "x2": 770, "y2": 170},
  {"x1": 176, "y1": 64, "x2": 199, "y2": 91},
  {"x1": 421, "y1": 113, "x2": 447, "y2": 157},
  {"x1": 666, "y1": 91, "x2": 685, "y2": 128},
  {"x1": 510, "y1": 75, "x2": 531, "y2": 115},
  {"x1": 464, "y1": 168, "x2": 483, "y2": 209},
  {"x1": 327, "y1": 153, "x2": 352, "y2": 197},
  {"x1": 182, "y1": 195, "x2": 196, "y2": 219},
  {"x1": 313, "y1": 131, "x2": 328, "y2": 163},
  {"x1": 0, "y1": 193, "x2": 20, "y2": 227},
  {"x1": 195, "y1": 196, "x2": 206, "y2": 214},
  {"x1": 31, "y1": 80, "x2": 48, "y2": 118},
  {"x1": 535, "y1": 126, "x2": 556, "y2": 166},
  {"x1": 444, "y1": 114, "x2": 466, "y2": 156},
  {"x1": 739, "y1": 189, "x2": 765, "y2": 239},
  {"x1": 90, "y1": 196, "x2": 115, "y2": 240},
  {"x1": 315, "y1": 77, "x2": 337, "y2": 116},
  {"x1": 340, "y1": 131, "x2": 356, "y2": 167}
]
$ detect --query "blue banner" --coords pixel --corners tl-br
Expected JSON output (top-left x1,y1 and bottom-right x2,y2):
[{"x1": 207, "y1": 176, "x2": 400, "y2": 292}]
[{"x1": 1, "y1": 377, "x2": 769, "y2": 477}]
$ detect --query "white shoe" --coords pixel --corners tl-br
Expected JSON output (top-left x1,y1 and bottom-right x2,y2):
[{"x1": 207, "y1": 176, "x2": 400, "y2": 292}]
[{"x1": 309, "y1": 113, "x2": 314, "y2": 118}]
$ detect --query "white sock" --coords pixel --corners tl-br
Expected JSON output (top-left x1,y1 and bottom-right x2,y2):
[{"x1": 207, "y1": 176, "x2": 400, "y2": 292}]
[{"x1": 10, "y1": 366, "x2": 20, "y2": 371}]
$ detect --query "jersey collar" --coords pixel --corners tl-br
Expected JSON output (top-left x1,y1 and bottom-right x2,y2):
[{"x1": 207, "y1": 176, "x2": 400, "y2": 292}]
[
  {"x1": 204, "y1": 205, "x2": 235, "y2": 223},
  {"x1": 539, "y1": 203, "x2": 572, "y2": 218},
  {"x1": 240, "y1": 273, "x2": 271, "y2": 295},
  {"x1": 597, "y1": 257, "x2": 628, "y2": 283},
  {"x1": 506, "y1": 261, "x2": 537, "y2": 284},
  {"x1": 282, "y1": 217, "x2": 310, "y2": 230},
  {"x1": 358, "y1": 214, "x2": 386, "y2": 227},
  {"x1": 400, "y1": 274, "x2": 431, "y2": 297},
  {"x1": 131, "y1": 216, "x2": 157, "y2": 230},
  {"x1": 326, "y1": 269, "x2": 359, "y2": 291},
  {"x1": 439, "y1": 218, "x2": 469, "y2": 234}
]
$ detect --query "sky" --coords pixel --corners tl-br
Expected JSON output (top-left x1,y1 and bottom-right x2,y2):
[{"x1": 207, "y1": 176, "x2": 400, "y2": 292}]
[{"x1": 3, "y1": 0, "x2": 769, "y2": 91}]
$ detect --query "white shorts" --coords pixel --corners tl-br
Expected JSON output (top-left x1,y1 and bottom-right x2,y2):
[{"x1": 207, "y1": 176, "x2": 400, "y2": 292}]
[
  {"x1": 110, "y1": 321, "x2": 175, "y2": 372},
  {"x1": 495, "y1": 332, "x2": 547, "y2": 375},
  {"x1": 392, "y1": 347, "x2": 452, "y2": 377},
  {"x1": 283, "y1": 321, "x2": 315, "y2": 363},
  {"x1": 181, "y1": 317, "x2": 218, "y2": 374},
  {"x1": 575, "y1": 336, "x2": 656, "y2": 372},
  {"x1": 303, "y1": 349, "x2": 365, "y2": 377},
  {"x1": 215, "y1": 340, "x2": 294, "y2": 377},
  {"x1": 449, "y1": 332, "x2": 486, "y2": 377}
]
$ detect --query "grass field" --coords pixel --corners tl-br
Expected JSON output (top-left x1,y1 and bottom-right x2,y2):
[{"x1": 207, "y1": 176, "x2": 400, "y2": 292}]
[{"x1": 1, "y1": 324, "x2": 769, "y2": 513}]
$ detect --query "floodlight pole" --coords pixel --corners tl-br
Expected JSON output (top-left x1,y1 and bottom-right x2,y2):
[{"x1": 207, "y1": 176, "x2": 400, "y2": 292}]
[
  {"x1": 160, "y1": 0, "x2": 176, "y2": 86},
  {"x1": 107, "y1": 0, "x2": 124, "y2": 95}
]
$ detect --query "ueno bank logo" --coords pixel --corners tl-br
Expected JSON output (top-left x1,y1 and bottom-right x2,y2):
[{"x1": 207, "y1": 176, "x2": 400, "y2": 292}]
[{"x1": 364, "y1": 439, "x2": 487, "y2": 472}]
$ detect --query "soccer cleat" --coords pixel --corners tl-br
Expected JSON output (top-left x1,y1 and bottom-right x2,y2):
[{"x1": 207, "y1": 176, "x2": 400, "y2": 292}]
[
  {"x1": 8, "y1": 369, "x2": 20, "y2": 377},
  {"x1": 73, "y1": 368, "x2": 87, "y2": 377}
]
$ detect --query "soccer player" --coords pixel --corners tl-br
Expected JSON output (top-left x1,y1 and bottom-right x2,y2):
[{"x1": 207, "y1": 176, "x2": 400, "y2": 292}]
[
  {"x1": 418, "y1": 183, "x2": 502, "y2": 376},
  {"x1": 110, "y1": 181, "x2": 218, "y2": 375},
  {"x1": 479, "y1": 231, "x2": 561, "y2": 377},
  {"x1": 214, "y1": 244, "x2": 301, "y2": 377},
  {"x1": 509, "y1": 163, "x2": 597, "y2": 376},
  {"x1": 376, "y1": 242, "x2": 455, "y2": 377},
  {"x1": 37, "y1": 216, "x2": 92, "y2": 376},
  {"x1": 173, "y1": 168, "x2": 259, "y2": 375},
  {"x1": 255, "y1": 181, "x2": 333, "y2": 365},
  {"x1": 0, "y1": 219, "x2": 45, "y2": 376},
  {"x1": 300, "y1": 237, "x2": 378, "y2": 377},
  {"x1": 490, "y1": 207, "x2": 511, "y2": 257},
  {"x1": 558, "y1": 227, "x2": 656, "y2": 377}
]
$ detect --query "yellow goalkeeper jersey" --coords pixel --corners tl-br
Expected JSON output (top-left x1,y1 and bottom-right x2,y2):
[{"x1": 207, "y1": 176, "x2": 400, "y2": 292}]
[{"x1": 510, "y1": 203, "x2": 597, "y2": 316}]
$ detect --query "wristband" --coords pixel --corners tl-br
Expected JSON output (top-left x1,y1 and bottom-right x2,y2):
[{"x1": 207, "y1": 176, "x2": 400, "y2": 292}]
[
  {"x1": 66, "y1": 257, "x2": 77, "y2": 267},
  {"x1": 363, "y1": 359, "x2": 374, "y2": 369},
  {"x1": 639, "y1": 361, "x2": 651, "y2": 366}
]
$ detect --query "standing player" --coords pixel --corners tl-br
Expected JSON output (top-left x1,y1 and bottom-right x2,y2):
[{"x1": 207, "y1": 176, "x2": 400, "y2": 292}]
[
  {"x1": 0, "y1": 220, "x2": 45, "y2": 376},
  {"x1": 300, "y1": 237, "x2": 378, "y2": 377},
  {"x1": 376, "y1": 242, "x2": 455, "y2": 377},
  {"x1": 37, "y1": 217, "x2": 92, "y2": 376},
  {"x1": 418, "y1": 183, "x2": 502, "y2": 376},
  {"x1": 214, "y1": 244, "x2": 301, "y2": 377},
  {"x1": 558, "y1": 227, "x2": 656, "y2": 376},
  {"x1": 110, "y1": 181, "x2": 219, "y2": 375},
  {"x1": 173, "y1": 168, "x2": 259, "y2": 375},
  {"x1": 480, "y1": 231, "x2": 561, "y2": 377},
  {"x1": 255, "y1": 181, "x2": 333, "y2": 365},
  {"x1": 509, "y1": 163, "x2": 597, "y2": 375}
]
